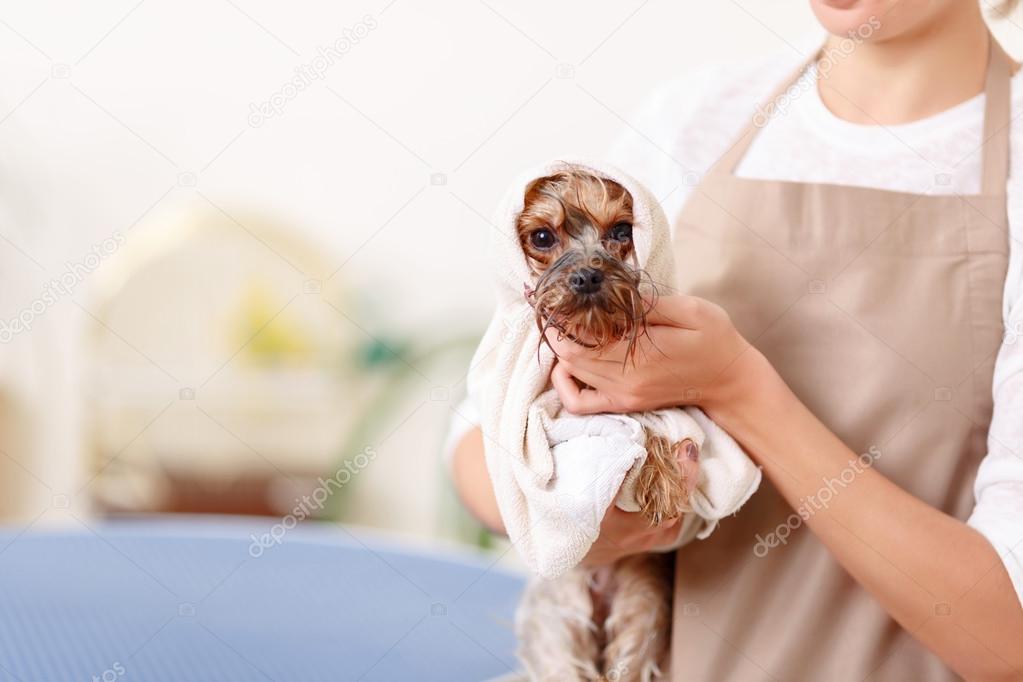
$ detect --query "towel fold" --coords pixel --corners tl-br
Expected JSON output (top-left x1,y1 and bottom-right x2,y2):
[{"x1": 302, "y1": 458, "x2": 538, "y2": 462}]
[{"x1": 467, "y1": 158, "x2": 761, "y2": 579}]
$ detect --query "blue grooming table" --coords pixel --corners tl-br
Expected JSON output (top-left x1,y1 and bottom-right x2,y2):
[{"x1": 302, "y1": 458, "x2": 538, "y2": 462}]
[{"x1": 0, "y1": 516, "x2": 523, "y2": 681}]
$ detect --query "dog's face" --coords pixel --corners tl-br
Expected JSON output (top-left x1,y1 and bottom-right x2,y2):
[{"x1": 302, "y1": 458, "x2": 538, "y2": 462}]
[{"x1": 516, "y1": 170, "x2": 650, "y2": 354}]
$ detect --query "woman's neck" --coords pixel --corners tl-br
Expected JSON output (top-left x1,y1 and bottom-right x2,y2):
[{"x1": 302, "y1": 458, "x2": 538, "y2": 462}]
[{"x1": 818, "y1": 4, "x2": 991, "y2": 125}]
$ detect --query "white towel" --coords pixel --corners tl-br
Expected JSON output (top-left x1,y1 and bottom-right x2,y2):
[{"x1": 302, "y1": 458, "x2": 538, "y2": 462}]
[{"x1": 467, "y1": 158, "x2": 761, "y2": 579}]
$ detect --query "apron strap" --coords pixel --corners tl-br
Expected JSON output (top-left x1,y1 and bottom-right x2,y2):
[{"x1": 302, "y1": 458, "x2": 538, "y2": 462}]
[
  {"x1": 981, "y1": 37, "x2": 1013, "y2": 195},
  {"x1": 713, "y1": 34, "x2": 1014, "y2": 196},
  {"x1": 711, "y1": 51, "x2": 818, "y2": 176}
]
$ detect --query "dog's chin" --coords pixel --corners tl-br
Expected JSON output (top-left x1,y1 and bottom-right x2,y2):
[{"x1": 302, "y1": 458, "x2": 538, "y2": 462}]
[
  {"x1": 530, "y1": 275, "x2": 649, "y2": 356},
  {"x1": 537, "y1": 301, "x2": 641, "y2": 352}
]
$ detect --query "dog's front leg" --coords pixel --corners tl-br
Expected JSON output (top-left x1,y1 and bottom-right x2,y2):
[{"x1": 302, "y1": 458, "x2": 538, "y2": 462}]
[
  {"x1": 516, "y1": 566, "x2": 602, "y2": 681},
  {"x1": 602, "y1": 554, "x2": 672, "y2": 682}
]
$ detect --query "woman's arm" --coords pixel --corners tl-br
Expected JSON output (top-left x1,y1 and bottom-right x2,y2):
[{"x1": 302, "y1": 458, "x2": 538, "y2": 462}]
[
  {"x1": 450, "y1": 427, "x2": 505, "y2": 534},
  {"x1": 549, "y1": 295, "x2": 1023, "y2": 682},
  {"x1": 725, "y1": 356, "x2": 1023, "y2": 682}
]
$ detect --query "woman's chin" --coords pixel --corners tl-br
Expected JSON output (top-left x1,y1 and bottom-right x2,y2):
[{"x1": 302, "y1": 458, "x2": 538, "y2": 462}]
[
  {"x1": 809, "y1": 0, "x2": 890, "y2": 38},
  {"x1": 817, "y1": 0, "x2": 860, "y2": 8},
  {"x1": 811, "y1": 0, "x2": 963, "y2": 43}
]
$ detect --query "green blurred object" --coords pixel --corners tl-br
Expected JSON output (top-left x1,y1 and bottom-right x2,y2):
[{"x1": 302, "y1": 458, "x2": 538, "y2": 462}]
[
  {"x1": 322, "y1": 331, "x2": 480, "y2": 528},
  {"x1": 359, "y1": 337, "x2": 411, "y2": 369}
]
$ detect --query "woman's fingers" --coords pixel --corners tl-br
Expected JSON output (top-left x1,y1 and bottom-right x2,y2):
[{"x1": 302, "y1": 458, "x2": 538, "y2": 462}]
[
  {"x1": 644, "y1": 519, "x2": 684, "y2": 550},
  {"x1": 543, "y1": 328, "x2": 629, "y2": 366},
  {"x1": 584, "y1": 495, "x2": 688, "y2": 565},
  {"x1": 550, "y1": 362, "x2": 613, "y2": 415},
  {"x1": 645, "y1": 294, "x2": 703, "y2": 328},
  {"x1": 604, "y1": 506, "x2": 680, "y2": 541},
  {"x1": 554, "y1": 358, "x2": 615, "y2": 391},
  {"x1": 541, "y1": 329, "x2": 574, "y2": 358},
  {"x1": 678, "y1": 439, "x2": 701, "y2": 506}
]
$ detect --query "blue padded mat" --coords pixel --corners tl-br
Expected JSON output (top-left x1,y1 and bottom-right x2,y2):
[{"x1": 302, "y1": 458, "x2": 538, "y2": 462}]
[{"x1": 0, "y1": 517, "x2": 523, "y2": 681}]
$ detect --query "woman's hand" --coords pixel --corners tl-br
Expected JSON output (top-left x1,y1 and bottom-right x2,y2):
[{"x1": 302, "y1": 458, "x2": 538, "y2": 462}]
[
  {"x1": 581, "y1": 508, "x2": 683, "y2": 567},
  {"x1": 547, "y1": 294, "x2": 764, "y2": 419},
  {"x1": 581, "y1": 443, "x2": 701, "y2": 567}
]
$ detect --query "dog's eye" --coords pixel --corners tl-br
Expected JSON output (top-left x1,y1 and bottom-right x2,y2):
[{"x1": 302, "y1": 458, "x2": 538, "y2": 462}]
[
  {"x1": 608, "y1": 222, "x2": 632, "y2": 242},
  {"x1": 529, "y1": 229, "x2": 557, "y2": 250}
]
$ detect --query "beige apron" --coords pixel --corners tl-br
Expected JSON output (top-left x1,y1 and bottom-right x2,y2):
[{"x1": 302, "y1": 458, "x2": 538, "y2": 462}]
[{"x1": 670, "y1": 39, "x2": 1012, "y2": 681}]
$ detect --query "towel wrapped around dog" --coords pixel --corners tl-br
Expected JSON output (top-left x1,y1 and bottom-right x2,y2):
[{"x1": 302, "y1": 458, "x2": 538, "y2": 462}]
[{"x1": 466, "y1": 158, "x2": 761, "y2": 579}]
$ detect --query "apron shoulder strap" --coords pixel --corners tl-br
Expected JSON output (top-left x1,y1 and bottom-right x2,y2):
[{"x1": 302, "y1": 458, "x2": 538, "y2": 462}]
[
  {"x1": 981, "y1": 37, "x2": 1013, "y2": 195},
  {"x1": 710, "y1": 51, "x2": 817, "y2": 176}
]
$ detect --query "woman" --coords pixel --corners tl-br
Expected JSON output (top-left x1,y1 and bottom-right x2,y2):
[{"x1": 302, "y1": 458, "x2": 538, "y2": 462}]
[{"x1": 449, "y1": 1, "x2": 1023, "y2": 679}]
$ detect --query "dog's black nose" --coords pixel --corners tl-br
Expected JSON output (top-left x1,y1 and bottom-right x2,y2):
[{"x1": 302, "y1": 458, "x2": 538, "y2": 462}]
[{"x1": 569, "y1": 267, "x2": 604, "y2": 294}]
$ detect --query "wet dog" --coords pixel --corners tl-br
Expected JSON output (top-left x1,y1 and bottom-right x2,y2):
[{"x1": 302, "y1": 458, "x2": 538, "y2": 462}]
[{"x1": 514, "y1": 170, "x2": 696, "y2": 681}]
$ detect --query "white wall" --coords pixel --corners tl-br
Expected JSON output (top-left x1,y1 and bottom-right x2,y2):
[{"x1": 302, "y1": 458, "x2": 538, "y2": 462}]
[{"x1": 0, "y1": 1, "x2": 822, "y2": 322}]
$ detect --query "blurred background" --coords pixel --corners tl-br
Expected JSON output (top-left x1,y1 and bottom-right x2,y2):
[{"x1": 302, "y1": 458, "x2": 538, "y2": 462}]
[{"x1": 1, "y1": 0, "x2": 1021, "y2": 560}]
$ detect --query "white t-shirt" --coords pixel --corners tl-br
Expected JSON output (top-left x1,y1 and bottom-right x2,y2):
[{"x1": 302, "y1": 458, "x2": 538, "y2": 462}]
[{"x1": 445, "y1": 47, "x2": 1023, "y2": 606}]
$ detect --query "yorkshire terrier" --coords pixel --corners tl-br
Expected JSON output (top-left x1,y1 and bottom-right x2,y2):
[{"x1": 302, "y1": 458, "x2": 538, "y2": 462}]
[{"x1": 514, "y1": 170, "x2": 696, "y2": 681}]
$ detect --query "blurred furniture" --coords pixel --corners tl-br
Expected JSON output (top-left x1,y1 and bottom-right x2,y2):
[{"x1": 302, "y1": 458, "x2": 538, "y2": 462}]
[
  {"x1": 86, "y1": 209, "x2": 356, "y2": 516},
  {"x1": 83, "y1": 207, "x2": 486, "y2": 548},
  {"x1": 0, "y1": 516, "x2": 523, "y2": 681}
]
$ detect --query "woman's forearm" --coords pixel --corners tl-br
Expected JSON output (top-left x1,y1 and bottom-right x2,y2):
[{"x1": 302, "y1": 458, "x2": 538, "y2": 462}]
[
  {"x1": 450, "y1": 427, "x2": 506, "y2": 534},
  {"x1": 712, "y1": 350, "x2": 1023, "y2": 681}
]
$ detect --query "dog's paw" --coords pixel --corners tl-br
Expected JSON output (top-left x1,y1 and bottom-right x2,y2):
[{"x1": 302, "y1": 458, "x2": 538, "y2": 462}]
[{"x1": 635, "y1": 436, "x2": 694, "y2": 525}]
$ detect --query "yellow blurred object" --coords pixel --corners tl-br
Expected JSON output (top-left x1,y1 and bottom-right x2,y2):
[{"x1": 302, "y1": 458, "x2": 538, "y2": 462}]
[
  {"x1": 84, "y1": 205, "x2": 361, "y2": 515},
  {"x1": 233, "y1": 283, "x2": 314, "y2": 365}
]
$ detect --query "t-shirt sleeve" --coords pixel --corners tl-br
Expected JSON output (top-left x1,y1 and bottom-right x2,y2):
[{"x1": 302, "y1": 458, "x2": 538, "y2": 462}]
[
  {"x1": 966, "y1": 310, "x2": 1023, "y2": 607},
  {"x1": 440, "y1": 395, "x2": 481, "y2": 470},
  {"x1": 605, "y1": 76, "x2": 697, "y2": 213}
]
